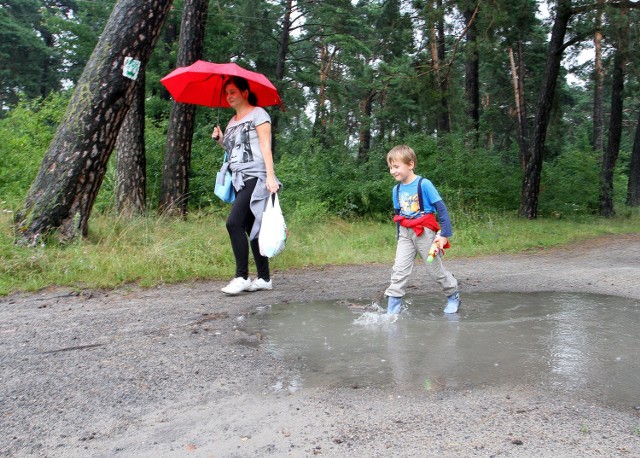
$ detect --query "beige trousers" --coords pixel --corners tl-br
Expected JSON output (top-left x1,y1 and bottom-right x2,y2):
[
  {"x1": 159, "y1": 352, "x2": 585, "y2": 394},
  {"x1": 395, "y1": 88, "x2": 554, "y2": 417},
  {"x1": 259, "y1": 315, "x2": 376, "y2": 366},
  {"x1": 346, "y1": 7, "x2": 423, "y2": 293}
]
[{"x1": 385, "y1": 225, "x2": 458, "y2": 298}]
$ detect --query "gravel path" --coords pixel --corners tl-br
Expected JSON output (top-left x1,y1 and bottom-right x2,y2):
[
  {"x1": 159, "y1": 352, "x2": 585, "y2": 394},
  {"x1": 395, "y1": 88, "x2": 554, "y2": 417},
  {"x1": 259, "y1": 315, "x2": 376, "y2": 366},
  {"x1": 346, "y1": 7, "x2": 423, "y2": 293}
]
[{"x1": 1, "y1": 234, "x2": 639, "y2": 457}]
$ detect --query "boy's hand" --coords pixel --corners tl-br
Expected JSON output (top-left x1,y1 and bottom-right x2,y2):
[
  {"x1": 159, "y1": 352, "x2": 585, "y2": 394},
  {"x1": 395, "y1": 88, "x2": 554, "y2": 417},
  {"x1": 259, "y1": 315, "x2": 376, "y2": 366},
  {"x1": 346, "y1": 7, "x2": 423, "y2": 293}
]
[{"x1": 435, "y1": 235, "x2": 448, "y2": 250}]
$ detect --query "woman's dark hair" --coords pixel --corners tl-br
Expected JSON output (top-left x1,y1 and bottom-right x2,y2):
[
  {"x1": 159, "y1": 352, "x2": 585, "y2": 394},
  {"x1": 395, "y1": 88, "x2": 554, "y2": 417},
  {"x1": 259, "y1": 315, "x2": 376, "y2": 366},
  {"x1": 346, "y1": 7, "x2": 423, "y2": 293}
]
[{"x1": 223, "y1": 76, "x2": 258, "y2": 106}]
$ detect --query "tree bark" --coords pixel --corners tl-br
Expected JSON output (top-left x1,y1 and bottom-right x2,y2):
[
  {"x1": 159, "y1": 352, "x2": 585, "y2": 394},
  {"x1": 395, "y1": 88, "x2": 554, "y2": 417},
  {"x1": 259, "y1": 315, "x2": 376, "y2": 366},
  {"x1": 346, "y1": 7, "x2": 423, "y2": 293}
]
[
  {"x1": 519, "y1": 0, "x2": 573, "y2": 219},
  {"x1": 517, "y1": 42, "x2": 529, "y2": 168},
  {"x1": 599, "y1": 11, "x2": 628, "y2": 217},
  {"x1": 509, "y1": 47, "x2": 527, "y2": 169},
  {"x1": 357, "y1": 91, "x2": 374, "y2": 162},
  {"x1": 156, "y1": 7, "x2": 179, "y2": 102},
  {"x1": 271, "y1": 0, "x2": 293, "y2": 158},
  {"x1": 509, "y1": 42, "x2": 529, "y2": 170},
  {"x1": 39, "y1": 28, "x2": 56, "y2": 99},
  {"x1": 158, "y1": 0, "x2": 209, "y2": 217},
  {"x1": 593, "y1": 0, "x2": 605, "y2": 153},
  {"x1": 115, "y1": 70, "x2": 146, "y2": 217},
  {"x1": 14, "y1": 0, "x2": 173, "y2": 243},
  {"x1": 464, "y1": 5, "x2": 479, "y2": 138},
  {"x1": 627, "y1": 110, "x2": 640, "y2": 207},
  {"x1": 430, "y1": 0, "x2": 450, "y2": 135},
  {"x1": 312, "y1": 44, "x2": 335, "y2": 148}
]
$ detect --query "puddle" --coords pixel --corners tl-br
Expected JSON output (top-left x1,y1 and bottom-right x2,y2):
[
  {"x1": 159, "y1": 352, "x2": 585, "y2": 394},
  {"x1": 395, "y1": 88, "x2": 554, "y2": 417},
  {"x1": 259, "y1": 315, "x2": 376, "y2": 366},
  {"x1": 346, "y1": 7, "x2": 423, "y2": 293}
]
[{"x1": 243, "y1": 292, "x2": 640, "y2": 409}]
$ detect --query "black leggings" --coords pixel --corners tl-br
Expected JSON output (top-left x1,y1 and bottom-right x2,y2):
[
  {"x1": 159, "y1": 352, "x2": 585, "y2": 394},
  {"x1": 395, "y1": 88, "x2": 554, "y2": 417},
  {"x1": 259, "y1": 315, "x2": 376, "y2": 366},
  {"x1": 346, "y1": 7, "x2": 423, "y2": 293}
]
[{"x1": 226, "y1": 178, "x2": 270, "y2": 281}]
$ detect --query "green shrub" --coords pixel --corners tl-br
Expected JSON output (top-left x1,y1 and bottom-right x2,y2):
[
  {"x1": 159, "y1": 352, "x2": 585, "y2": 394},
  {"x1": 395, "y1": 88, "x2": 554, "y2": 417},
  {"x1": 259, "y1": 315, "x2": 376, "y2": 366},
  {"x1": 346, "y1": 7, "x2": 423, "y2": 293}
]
[
  {"x1": 397, "y1": 133, "x2": 522, "y2": 213},
  {"x1": 539, "y1": 150, "x2": 600, "y2": 216},
  {"x1": 0, "y1": 95, "x2": 631, "y2": 224},
  {"x1": 0, "y1": 93, "x2": 70, "y2": 207}
]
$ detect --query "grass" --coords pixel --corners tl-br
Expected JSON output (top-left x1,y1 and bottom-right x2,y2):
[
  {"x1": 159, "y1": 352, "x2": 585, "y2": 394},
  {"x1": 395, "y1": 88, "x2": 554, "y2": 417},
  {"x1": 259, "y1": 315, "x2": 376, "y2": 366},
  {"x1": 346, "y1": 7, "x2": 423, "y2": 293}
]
[{"x1": 1, "y1": 209, "x2": 639, "y2": 296}]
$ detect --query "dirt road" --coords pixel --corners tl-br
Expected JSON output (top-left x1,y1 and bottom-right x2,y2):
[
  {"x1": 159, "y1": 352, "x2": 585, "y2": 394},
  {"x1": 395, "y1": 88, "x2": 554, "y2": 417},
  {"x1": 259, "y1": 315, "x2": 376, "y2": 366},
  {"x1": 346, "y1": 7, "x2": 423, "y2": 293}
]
[{"x1": 2, "y1": 234, "x2": 640, "y2": 457}]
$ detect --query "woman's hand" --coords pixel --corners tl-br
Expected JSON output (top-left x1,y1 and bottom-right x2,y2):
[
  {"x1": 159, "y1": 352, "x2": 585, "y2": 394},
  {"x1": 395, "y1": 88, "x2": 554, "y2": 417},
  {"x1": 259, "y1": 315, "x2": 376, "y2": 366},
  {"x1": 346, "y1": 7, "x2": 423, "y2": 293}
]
[
  {"x1": 266, "y1": 175, "x2": 279, "y2": 194},
  {"x1": 211, "y1": 125, "x2": 222, "y2": 143},
  {"x1": 256, "y1": 122, "x2": 278, "y2": 193}
]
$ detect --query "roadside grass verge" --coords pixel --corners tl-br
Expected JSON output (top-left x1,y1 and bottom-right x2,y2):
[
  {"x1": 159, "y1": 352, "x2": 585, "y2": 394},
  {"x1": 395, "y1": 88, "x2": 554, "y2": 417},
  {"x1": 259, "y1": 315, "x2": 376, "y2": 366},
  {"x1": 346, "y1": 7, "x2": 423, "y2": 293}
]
[{"x1": 1, "y1": 209, "x2": 639, "y2": 296}]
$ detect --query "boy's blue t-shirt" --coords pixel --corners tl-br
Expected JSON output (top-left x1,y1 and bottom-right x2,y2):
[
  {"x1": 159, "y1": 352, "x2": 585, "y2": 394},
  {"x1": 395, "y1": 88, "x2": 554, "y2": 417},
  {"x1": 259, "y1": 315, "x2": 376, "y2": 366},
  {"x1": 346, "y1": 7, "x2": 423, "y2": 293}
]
[{"x1": 393, "y1": 176, "x2": 442, "y2": 218}]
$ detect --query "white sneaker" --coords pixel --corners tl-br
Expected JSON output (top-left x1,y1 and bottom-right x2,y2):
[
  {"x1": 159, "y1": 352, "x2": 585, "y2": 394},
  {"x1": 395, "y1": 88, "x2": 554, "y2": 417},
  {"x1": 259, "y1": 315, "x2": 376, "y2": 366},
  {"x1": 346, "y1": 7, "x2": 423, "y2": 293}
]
[
  {"x1": 221, "y1": 277, "x2": 252, "y2": 295},
  {"x1": 247, "y1": 278, "x2": 273, "y2": 291}
]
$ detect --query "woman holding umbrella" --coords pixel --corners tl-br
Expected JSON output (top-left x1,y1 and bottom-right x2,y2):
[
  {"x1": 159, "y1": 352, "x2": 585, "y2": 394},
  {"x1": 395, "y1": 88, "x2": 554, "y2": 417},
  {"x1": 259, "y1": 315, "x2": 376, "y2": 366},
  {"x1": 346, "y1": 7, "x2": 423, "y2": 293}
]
[{"x1": 212, "y1": 76, "x2": 281, "y2": 295}]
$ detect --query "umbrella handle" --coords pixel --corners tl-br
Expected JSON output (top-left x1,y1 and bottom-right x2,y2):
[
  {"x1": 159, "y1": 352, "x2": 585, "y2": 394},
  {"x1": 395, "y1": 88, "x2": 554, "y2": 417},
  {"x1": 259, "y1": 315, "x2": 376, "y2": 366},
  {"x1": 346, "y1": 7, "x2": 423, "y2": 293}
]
[
  {"x1": 213, "y1": 76, "x2": 227, "y2": 140},
  {"x1": 212, "y1": 108, "x2": 221, "y2": 140}
]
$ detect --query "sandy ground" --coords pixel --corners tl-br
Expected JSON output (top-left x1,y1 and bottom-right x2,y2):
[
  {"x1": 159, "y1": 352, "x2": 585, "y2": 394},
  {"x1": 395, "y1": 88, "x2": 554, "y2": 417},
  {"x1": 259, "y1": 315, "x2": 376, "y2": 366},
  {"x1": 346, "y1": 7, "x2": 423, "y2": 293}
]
[{"x1": 1, "y1": 234, "x2": 640, "y2": 457}]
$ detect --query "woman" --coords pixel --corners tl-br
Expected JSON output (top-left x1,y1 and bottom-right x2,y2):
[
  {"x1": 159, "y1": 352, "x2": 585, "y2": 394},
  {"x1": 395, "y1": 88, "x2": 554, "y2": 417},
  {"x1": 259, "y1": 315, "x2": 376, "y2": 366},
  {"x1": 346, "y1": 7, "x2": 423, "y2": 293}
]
[{"x1": 212, "y1": 76, "x2": 281, "y2": 295}]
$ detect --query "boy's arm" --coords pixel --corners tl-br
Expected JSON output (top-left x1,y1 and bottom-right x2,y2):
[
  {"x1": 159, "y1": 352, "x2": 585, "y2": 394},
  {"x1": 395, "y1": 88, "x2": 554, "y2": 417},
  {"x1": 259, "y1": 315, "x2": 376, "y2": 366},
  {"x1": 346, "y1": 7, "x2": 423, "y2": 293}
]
[
  {"x1": 434, "y1": 200, "x2": 453, "y2": 238},
  {"x1": 392, "y1": 184, "x2": 401, "y2": 215}
]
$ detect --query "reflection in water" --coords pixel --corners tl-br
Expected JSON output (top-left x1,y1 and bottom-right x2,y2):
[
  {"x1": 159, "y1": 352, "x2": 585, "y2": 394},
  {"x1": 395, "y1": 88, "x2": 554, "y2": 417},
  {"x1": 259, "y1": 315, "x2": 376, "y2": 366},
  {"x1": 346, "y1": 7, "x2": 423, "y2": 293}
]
[
  {"x1": 243, "y1": 292, "x2": 640, "y2": 409},
  {"x1": 549, "y1": 295, "x2": 591, "y2": 391}
]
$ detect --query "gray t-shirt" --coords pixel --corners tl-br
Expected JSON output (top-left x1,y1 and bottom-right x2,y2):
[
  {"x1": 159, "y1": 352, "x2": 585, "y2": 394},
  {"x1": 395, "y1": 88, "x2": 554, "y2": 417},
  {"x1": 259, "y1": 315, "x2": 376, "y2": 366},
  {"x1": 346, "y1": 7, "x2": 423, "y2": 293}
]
[{"x1": 222, "y1": 107, "x2": 271, "y2": 164}]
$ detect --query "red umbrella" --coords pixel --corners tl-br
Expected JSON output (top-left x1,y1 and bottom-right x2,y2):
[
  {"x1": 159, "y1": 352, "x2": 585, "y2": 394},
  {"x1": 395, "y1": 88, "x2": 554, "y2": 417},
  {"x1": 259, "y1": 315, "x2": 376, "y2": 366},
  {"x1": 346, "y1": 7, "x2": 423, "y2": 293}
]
[{"x1": 160, "y1": 60, "x2": 284, "y2": 109}]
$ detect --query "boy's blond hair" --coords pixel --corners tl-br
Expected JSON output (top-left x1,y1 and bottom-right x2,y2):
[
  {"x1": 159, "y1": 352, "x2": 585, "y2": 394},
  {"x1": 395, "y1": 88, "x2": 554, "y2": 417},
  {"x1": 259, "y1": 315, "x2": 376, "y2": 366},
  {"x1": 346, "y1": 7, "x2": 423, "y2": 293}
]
[{"x1": 387, "y1": 145, "x2": 417, "y2": 167}]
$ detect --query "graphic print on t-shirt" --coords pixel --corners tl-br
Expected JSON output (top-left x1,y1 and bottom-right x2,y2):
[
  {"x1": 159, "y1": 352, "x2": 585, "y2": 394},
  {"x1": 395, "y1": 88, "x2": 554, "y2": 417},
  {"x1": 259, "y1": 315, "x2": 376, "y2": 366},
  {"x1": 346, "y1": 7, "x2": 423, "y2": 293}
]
[
  {"x1": 223, "y1": 120, "x2": 255, "y2": 163},
  {"x1": 400, "y1": 189, "x2": 421, "y2": 217}
]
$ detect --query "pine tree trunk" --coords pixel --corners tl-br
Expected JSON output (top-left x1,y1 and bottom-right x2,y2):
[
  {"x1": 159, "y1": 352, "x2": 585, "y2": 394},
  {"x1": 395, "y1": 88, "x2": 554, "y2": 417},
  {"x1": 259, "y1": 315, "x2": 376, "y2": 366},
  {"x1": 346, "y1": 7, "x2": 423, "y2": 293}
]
[
  {"x1": 430, "y1": 0, "x2": 450, "y2": 134},
  {"x1": 115, "y1": 70, "x2": 146, "y2": 217},
  {"x1": 275, "y1": 0, "x2": 291, "y2": 82},
  {"x1": 593, "y1": 1, "x2": 605, "y2": 153},
  {"x1": 599, "y1": 7, "x2": 629, "y2": 217},
  {"x1": 519, "y1": 0, "x2": 572, "y2": 219},
  {"x1": 510, "y1": 47, "x2": 530, "y2": 169},
  {"x1": 39, "y1": 29, "x2": 56, "y2": 98},
  {"x1": 357, "y1": 91, "x2": 374, "y2": 162},
  {"x1": 158, "y1": 0, "x2": 209, "y2": 217},
  {"x1": 156, "y1": 9, "x2": 179, "y2": 103},
  {"x1": 627, "y1": 110, "x2": 640, "y2": 207},
  {"x1": 464, "y1": 6, "x2": 479, "y2": 137},
  {"x1": 14, "y1": 0, "x2": 173, "y2": 243},
  {"x1": 271, "y1": 0, "x2": 292, "y2": 158},
  {"x1": 312, "y1": 45, "x2": 334, "y2": 147},
  {"x1": 599, "y1": 43, "x2": 627, "y2": 217},
  {"x1": 517, "y1": 42, "x2": 529, "y2": 168}
]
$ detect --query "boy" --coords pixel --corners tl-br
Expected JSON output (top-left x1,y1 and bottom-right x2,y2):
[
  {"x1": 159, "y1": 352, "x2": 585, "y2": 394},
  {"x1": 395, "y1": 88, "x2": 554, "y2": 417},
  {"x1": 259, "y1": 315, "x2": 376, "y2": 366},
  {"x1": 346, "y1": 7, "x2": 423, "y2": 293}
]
[{"x1": 384, "y1": 145, "x2": 460, "y2": 314}]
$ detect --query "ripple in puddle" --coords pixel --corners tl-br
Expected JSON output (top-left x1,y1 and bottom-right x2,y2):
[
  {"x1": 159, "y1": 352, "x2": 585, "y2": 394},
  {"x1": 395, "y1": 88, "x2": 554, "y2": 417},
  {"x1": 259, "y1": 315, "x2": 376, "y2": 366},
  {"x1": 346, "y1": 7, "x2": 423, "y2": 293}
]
[{"x1": 242, "y1": 292, "x2": 640, "y2": 409}]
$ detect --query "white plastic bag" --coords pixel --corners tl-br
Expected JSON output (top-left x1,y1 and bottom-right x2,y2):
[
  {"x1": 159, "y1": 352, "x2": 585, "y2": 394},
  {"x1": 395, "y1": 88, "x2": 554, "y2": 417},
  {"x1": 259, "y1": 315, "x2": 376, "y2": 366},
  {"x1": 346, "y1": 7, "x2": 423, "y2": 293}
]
[{"x1": 259, "y1": 193, "x2": 287, "y2": 258}]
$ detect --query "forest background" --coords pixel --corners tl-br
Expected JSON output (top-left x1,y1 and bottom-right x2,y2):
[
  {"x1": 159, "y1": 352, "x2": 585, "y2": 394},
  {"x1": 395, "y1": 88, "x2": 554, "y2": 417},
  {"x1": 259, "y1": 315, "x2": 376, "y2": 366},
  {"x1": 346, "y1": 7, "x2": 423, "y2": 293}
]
[{"x1": 1, "y1": 0, "x2": 640, "y2": 294}]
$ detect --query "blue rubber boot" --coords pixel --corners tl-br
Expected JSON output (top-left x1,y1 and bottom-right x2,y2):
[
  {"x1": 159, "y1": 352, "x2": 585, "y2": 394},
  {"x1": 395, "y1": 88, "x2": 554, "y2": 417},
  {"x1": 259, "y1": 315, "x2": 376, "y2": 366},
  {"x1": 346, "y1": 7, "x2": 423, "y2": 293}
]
[
  {"x1": 387, "y1": 296, "x2": 403, "y2": 315},
  {"x1": 443, "y1": 291, "x2": 461, "y2": 314}
]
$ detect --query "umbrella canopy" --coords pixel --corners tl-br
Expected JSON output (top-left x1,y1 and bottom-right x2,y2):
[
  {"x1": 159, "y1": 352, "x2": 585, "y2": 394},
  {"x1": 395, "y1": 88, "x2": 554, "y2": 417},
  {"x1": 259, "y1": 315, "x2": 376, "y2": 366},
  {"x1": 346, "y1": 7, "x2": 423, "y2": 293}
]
[{"x1": 160, "y1": 60, "x2": 283, "y2": 109}]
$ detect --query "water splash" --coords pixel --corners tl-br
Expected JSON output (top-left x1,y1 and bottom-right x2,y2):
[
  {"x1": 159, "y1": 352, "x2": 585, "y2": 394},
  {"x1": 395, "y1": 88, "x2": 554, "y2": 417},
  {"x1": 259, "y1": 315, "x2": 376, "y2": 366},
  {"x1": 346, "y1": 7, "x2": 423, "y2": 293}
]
[{"x1": 353, "y1": 311, "x2": 398, "y2": 326}]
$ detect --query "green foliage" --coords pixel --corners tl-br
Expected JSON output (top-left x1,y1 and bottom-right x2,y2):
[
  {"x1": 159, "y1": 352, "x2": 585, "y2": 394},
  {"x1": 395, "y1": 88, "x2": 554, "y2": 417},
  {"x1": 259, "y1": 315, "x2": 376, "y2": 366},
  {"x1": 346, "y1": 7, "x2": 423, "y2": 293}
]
[
  {"x1": 394, "y1": 134, "x2": 523, "y2": 213},
  {"x1": 92, "y1": 157, "x2": 117, "y2": 214},
  {"x1": 189, "y1": 114, "x2": 226, "y2": 210},
  {"x1": 539, "y1": 150, "x2": 600, "y2": 216},
  {"x1": 272, "y1": 132, "x2": 524, "y2": 222},
  {"x1": 1, "y1": 0, "x2": 638, "y2": 230},
  {"x1": 0, "y1": 92, "x2": 70, "y2": 207},
  {"x1": 0, "y1": 93, "x2": 632, "y2": 226},
  {"x1": 0, "y1": 1, "x2": 50, "y2": 107},
  {"x1": 43, "y1": 0, "x2": 114, "y2": 84},
  {"x1": 0, "y1": 0, "x2": 102, "y2": 109},
  {"x1": 275, "y1": 138, "x2": 392, "y2": 220}
]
